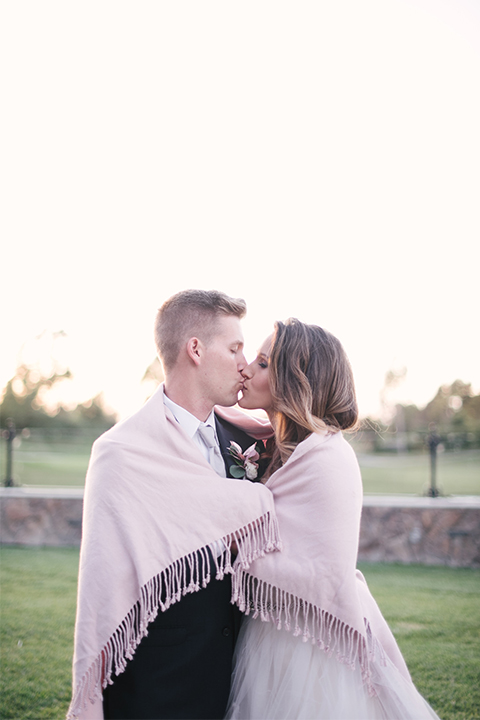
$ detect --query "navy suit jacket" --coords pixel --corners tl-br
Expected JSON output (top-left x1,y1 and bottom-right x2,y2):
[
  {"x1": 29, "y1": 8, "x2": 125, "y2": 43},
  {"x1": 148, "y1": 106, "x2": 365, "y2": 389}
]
[{"x1": 103, "y1": 413, "x2": 262, "y2": 720}]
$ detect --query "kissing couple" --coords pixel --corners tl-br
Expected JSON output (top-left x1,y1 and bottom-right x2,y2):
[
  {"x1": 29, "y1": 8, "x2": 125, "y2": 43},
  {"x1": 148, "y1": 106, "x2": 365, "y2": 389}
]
[{"x1": 68, "y1": 289, "x2": 440, "y2": 720}]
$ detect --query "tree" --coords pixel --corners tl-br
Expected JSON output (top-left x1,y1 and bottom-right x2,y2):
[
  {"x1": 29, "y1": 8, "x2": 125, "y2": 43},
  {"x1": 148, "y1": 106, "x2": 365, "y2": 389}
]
[
  {"x1": 0, "y1": 363, "x2": 72, "y2": 428},
  {"x1": 358, "y1": 380, "x2": 480, "y2": 451},
  {"x1": 394, "y1": 381, "x2": 480, "y2": 449},
  {"x1": 0, "y1": 365, "x2": 117, "y2": 429},
  {"x1": 0, "y1": 332, "x2": 117, "y2": 429}
]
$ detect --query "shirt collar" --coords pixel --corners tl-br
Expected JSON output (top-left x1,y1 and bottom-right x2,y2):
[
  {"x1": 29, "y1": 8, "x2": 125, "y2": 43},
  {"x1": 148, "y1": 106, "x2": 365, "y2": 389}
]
[{"x1": 163, "y1": 393, "x2": 217, "y2": 439}]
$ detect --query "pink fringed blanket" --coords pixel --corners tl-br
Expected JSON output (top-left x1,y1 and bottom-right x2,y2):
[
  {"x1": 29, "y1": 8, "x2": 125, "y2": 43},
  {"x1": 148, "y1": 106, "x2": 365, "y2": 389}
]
[
  {"x1": 67, "y1": 385, "x2": 280, "y2": 720},
  {"x1": 231, "y1": 429, "x2": 412, "y2": 690}
]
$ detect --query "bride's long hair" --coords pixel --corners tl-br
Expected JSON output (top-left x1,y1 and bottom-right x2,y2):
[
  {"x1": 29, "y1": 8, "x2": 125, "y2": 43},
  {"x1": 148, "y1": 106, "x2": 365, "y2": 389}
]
[{"x1": 267, "y1": 318, "x2": 358, "y2": 470}]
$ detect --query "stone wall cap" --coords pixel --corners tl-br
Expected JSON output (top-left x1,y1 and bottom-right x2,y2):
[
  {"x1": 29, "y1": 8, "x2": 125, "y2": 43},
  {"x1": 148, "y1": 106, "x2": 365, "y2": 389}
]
[
  {"x1": 0, "y1": 486, "x2": 84, "y2": 499},
  {"x1": 0, "y1": 487, "x2": 479, "y2": 508},
  {"x1": 362, "y1": 494, "x2": 480, "y2": 508}
]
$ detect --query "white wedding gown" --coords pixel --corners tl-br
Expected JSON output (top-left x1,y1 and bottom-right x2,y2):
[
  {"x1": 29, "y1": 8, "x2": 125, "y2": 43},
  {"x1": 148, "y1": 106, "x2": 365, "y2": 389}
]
[{"x1": 226, "y1": 615, "x2": 441, "y2": 720}]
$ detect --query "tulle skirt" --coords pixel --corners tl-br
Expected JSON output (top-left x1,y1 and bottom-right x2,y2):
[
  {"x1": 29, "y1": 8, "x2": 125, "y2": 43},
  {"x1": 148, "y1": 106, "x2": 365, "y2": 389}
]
[{"x1": 225, "y1": 616, "x2": 440, "y2": 720}]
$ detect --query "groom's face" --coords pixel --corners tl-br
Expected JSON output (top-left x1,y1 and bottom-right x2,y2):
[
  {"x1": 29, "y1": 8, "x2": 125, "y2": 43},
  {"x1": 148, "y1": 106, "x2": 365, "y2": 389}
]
[{"x1": 200, "y1": 315, "x2": 247, "y2": 408}]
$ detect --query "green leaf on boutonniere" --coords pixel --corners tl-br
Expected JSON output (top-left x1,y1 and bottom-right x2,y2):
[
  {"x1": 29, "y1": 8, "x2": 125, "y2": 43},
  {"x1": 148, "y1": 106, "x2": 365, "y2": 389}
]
[{"x1": 229, "y1": 465, "x2": 246, "y2": 478}]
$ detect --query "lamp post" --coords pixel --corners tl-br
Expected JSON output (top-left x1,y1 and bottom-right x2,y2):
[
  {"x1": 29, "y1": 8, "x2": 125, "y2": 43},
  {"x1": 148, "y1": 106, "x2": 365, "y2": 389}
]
[
  {"x1": 426, "y1": 422, "x2": 441, "y2": 497},
  {"x1": 3, "y1": 418, "x2": 16, "y2": 487}
]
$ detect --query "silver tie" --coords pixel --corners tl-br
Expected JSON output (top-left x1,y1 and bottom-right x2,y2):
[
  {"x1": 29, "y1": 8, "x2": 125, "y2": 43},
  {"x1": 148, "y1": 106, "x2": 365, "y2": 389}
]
[{"x1": 197, "y1": 423, "x2": 227, "y2": 477}]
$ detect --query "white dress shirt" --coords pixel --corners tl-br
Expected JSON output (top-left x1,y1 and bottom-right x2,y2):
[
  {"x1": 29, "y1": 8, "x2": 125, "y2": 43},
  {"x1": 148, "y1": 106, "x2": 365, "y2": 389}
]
[
  {"x1": 163, "y1": 393, "x2": 228, "y2": 557},
  {"x1": 163, "y1": 393, "x2": 225, "y2": 472}
]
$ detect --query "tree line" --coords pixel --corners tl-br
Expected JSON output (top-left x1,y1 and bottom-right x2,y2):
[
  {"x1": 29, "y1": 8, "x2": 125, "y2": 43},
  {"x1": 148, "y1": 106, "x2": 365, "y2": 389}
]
[
  {"x1": 1, "y1": 350, "x2": 478, "y2": 452},
  {"x1": 0, "y1": 364, "x2": 117, "y2": 430},
  {"x1": 361, "y1": 380, "x2": 480, "y2": 451}
]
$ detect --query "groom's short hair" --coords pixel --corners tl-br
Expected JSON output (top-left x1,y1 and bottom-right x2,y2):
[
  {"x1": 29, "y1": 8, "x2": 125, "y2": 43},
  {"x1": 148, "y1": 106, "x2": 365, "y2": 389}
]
[{"x1": 155, "y1": 289, "x2": 246, "y2": 372}]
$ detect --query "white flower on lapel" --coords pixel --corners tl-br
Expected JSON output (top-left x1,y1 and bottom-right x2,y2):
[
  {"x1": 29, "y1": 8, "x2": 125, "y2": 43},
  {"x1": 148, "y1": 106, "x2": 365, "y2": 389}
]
[{"x1": 228, "y1": 441, "x2": 261, "y2": 480}]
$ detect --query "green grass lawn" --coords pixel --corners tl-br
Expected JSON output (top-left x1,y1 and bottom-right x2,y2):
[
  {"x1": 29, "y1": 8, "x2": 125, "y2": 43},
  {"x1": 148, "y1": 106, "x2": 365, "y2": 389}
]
[
  {"x1": 358, "y1": 562, "x2": 480, "y2": 720},
  {"x1": 357, "y1": 449, "x2": 480, "y2": 496},
  {"x1": 2, "y1": 436, "x2": 479, "y2": 494},
  {"x1": 0, "y1": 547, "x2": 79, "y2": 720},
  {"x1": 6, "y1": 452, "x2": 91, "y2": 487},
  {"x1": 0, "y1": 547, "x2": 479, "y2": 719}
]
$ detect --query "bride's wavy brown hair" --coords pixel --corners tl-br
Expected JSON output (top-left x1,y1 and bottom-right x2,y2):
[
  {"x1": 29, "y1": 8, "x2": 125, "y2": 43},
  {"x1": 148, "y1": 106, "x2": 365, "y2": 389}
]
[{"x1": 267, "y1": 318, "x2": 358, "y2": 469}]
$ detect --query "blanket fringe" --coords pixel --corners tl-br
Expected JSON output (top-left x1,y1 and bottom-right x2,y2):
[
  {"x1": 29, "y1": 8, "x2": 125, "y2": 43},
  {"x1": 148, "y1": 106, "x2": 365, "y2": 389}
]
[
  {"x1": 67, "y1": 510, "x2": 281, "y2": 720},
  {"x1": 231, "y1": 569, "x2": 387, "y2": 696}
]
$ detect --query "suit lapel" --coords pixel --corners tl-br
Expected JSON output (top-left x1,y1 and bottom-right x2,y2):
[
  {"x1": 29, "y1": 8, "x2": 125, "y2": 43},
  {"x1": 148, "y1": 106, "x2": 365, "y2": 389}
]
[
  {"x1": 215, "y1": 414, "x2": 257, "y2": 479},
  {"x1": 215, "y1": 415, "x2": 236, "y2": 477}
]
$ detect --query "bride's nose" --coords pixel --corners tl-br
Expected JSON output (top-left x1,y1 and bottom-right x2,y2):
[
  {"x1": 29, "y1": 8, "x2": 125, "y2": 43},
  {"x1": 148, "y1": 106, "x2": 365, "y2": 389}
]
[{"x1": 242, "y1": 363, "x2": 253, "y2": 379}]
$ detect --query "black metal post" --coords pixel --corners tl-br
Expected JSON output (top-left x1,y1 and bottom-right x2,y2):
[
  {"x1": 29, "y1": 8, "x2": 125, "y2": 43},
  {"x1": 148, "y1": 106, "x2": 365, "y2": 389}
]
[
  {"x1": 427, "y1": 422, "x2": 440, "y2": 497},
  {"x1": 3, "y1": 418, "x2": 16, "y2": 487}
]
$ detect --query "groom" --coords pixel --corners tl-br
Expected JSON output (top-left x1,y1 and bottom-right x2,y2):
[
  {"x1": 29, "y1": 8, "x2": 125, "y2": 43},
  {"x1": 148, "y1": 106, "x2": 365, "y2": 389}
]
[{"x1": 102, "y1": 289, "x2": 267, "y2": 719}]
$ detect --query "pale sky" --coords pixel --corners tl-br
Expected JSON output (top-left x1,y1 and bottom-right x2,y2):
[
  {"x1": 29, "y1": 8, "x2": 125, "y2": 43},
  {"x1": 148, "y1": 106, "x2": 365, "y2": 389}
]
[{"x1": 1, "y1": 0, "x2": 479, "y2": 421}]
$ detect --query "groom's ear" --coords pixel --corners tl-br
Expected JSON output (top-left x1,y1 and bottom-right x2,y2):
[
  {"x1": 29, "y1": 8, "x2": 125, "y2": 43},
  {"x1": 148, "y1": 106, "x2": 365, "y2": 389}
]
[{"x1": 186, "y1": 337, "x2": 203, "y2": 366}]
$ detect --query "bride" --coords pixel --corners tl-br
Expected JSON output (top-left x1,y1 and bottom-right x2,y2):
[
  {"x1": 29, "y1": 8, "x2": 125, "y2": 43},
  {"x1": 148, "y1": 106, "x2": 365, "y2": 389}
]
[{"x1": 226, "y1": 318, "x2": 440, "y2": 720}]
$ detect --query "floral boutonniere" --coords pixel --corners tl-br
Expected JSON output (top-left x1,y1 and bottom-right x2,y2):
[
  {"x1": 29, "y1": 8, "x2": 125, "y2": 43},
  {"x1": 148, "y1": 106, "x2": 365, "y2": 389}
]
[{"x1": 228, "y1": 441, "x2": 262, "y2": 480}]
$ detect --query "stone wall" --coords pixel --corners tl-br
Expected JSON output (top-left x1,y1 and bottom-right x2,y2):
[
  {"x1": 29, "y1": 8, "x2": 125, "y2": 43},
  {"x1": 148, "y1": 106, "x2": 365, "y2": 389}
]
[
  {"x1": 0, "y1": 488, "x2": 83, "y2": 547},
  {"x1": 359, "y1": 497, "x2": 480, "y2": 567},
  {"x1": 1, "y1": 488, "x2": 479, "y2": 567}
]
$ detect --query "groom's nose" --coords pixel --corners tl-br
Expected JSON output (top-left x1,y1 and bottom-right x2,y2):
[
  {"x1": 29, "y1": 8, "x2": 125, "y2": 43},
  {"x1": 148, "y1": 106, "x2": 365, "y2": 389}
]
[{"x1": 237, "y1": 352, "x2": 247, "y2": 372}]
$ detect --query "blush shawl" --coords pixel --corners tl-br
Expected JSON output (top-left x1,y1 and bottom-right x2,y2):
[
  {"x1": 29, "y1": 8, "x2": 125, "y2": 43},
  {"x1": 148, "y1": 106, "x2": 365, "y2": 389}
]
[
  {"x1": 231, "y1": 428, "x2": 412, "y2": 692},
  {"x1": 67, "y1": 385, "x2": 280, "y2": 720}
]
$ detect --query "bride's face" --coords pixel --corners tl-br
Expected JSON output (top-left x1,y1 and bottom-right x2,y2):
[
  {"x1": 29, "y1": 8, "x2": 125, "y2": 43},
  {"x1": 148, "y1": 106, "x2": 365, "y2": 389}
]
[{"x1": 238, "y1": 335, "x2": 273, "y2": 414}]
